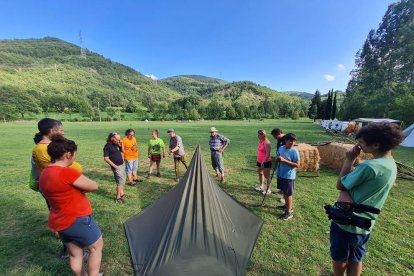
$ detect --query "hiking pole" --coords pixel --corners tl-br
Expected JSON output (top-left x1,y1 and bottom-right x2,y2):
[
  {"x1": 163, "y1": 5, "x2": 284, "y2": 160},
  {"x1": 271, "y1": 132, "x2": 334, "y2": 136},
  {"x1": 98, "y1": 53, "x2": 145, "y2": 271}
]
[{"x1": 260, "y1": 161, "x2": 278, "y2": 207}]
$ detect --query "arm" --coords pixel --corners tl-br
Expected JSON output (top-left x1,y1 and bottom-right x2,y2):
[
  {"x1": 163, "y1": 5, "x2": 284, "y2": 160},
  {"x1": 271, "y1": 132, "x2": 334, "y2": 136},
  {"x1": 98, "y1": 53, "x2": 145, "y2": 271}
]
[
  {"x1": 72, "y1": 174, "x2": 98, "y2": 192},
  {"x1": 148, "y1": 145, "x2": 151, "y2": 157},
  {"x1": 219, "y1": 135, "x2": 230, "y2": 152},
  {"x1": 336, "y1": 145, "x2": 361, "y2": 203},
  {"x1": 104, "y1": 156, "x2": 119, "y2": 170},
  {"x1": 261, "y1": 141, "x2": 272, "y2": 168},
  {"x1": 277, "y1": 156, "x2": 300, "y2": 168}
]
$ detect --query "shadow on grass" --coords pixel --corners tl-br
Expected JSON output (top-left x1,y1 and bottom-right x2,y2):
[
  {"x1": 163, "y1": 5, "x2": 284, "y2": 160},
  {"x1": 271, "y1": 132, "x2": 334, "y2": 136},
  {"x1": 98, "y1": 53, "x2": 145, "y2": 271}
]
[{"x1": 0, "y1": 193, "x2": 71, "y2": 275}]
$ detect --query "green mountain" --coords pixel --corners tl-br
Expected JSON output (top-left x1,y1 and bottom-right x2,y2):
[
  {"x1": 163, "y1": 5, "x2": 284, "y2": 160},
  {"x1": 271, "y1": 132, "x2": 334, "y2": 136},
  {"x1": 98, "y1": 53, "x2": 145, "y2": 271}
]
[
  {"x1": 282, "y1": 91, "x2": 314, "y2": 100},
  {"x1": 0, "y1": 37, "x2": 309, "y2": 121},
  {"x1": 159, "y1": 75, "x2": 228, "y2": 95},
  {"x1": 0, "y1": 37, "x2": 180, "y2": 119}
]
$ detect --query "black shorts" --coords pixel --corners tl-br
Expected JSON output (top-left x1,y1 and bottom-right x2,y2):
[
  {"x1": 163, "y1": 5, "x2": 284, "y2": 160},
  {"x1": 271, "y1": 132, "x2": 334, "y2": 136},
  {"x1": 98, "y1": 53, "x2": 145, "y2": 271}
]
[
  {"x1": 277, "y1": 177, "x2": 295, "y2": 196},
  {"x1": 257, "y1": 161, "x2": 272, "y2": 168}
]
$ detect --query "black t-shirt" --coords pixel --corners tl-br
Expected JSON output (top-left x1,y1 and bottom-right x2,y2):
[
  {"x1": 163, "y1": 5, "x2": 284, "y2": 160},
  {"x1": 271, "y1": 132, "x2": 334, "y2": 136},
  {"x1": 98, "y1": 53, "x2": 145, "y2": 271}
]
[
  {"x1": 103, "y1": 143, "x2": 124, "y2": 165},
  {"x1": 276, "y1": 136, "x2": 286, "y2": 151}
]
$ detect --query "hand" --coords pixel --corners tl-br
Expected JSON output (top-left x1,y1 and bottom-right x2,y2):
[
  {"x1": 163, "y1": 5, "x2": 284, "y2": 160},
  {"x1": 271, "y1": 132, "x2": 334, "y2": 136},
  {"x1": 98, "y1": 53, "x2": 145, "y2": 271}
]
[
  {"x1": 345, "y1": 145, "x2": 361, "y2": 161},
  {"x1": 218, "y1": 148, "x2": 224, "y2": 153},
  {"x1": 260, "y1": 163, "x2": 265, "y2": 169},
  {"x1": 113, "y1": 165, "x2": 119, "y2": 170},
  {"x1": 169, "y1": 152, "x2": 173, "y2": 156},
  {"x1": 277, "y1": 156, "x2": 286, "y2": 163},
  {"x1": 148, "y1": 154, "x2": 151, "y2": 159}
]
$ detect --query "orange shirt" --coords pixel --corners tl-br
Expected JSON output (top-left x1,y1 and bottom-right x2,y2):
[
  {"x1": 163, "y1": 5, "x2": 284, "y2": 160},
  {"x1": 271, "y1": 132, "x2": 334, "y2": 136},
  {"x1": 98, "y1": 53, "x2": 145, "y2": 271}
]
[
  {"x1": 122, "y1": 136, "x2": 138, "y2": 160},
  {"x1": 39, "y1": 166, "x2": 92, "y2": 231}
]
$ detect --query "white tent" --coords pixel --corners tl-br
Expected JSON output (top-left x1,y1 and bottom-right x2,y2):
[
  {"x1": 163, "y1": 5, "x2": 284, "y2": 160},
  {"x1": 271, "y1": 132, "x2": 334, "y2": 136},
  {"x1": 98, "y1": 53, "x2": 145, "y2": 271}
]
[
  {"x1": 403, "y1": 123, "x2": 414, "y2": 138},
  {"x1": 401, "y1": 123, "x2": 414, "y2": 147}
]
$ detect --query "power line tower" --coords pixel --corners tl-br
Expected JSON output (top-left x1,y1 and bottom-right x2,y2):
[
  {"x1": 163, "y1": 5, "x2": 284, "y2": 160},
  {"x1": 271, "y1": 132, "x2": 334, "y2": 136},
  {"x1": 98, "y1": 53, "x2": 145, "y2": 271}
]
[{"x1": 79, "y1": 31, "x2": 86, "y2": 59}]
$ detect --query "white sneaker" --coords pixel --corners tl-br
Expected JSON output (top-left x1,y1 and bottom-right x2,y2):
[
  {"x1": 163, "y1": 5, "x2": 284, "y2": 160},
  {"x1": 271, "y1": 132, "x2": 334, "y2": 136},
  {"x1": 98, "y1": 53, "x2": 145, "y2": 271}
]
[
  {"x1": 255, "y1": 185, "x2": 263, "y2": 192},
  {"x1": 262, "y1": 189, "x2": 271, "y2": 195}
]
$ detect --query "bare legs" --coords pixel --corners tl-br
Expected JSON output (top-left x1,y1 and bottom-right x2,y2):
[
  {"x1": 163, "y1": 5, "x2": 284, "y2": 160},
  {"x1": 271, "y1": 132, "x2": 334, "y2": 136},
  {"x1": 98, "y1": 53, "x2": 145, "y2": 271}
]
[
  {"x1": 66, "y1": 236, "x2": 103, "y2": 276},
  {"x1": 257, "y1": 167, "x2": 271, "y2": 190},
  {"x1": 333, "y1": 260, "x2": 362, "y2": 276}
]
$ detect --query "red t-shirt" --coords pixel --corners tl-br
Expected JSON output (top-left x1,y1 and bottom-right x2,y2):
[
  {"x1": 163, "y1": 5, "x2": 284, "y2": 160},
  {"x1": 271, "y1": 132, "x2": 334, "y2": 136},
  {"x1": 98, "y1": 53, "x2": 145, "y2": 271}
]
[{"x1": 39, "y1": 166, "x2": 92, "y2": 231}]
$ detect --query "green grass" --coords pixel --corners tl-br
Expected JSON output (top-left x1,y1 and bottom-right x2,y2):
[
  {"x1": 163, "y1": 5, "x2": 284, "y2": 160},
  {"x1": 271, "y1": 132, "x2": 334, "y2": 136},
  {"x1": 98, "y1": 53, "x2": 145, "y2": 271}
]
[{"x1": 0, "y1": 119, "x2": 413, "y2": 275}]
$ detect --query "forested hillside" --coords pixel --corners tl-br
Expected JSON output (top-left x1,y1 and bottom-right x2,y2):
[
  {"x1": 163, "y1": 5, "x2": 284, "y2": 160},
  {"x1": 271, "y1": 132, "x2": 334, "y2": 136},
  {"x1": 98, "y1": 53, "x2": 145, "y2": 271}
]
[
  {"x1": 0, "y1": 37, "x2": 309, "y2": 121},
  {"x1": 339, "y1": 0, "x2": 414, "y2": 124}
]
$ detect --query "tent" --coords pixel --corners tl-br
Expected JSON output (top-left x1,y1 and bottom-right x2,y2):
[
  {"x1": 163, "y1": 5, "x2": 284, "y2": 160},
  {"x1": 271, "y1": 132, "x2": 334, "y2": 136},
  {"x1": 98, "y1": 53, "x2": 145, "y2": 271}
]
[
  {"x1": 354, "y1": 118, "x2": 402, "y2": 126},
  {"x1": 124, "y1": 146, "x2": 263, "y2": 276},
  {"x1": 401, "y1": 123, "x2": 414, "y2": 147}
]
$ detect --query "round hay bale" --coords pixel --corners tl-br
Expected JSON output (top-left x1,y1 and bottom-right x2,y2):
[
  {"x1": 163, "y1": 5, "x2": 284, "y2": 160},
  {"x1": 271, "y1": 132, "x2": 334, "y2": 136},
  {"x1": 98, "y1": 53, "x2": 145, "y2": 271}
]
[
  {"x1": 316, "y1": 142, "x2": 373, "y2": 171},
  {"x1": 295, "y1": 143, "x2": 320, "y2": 172}
]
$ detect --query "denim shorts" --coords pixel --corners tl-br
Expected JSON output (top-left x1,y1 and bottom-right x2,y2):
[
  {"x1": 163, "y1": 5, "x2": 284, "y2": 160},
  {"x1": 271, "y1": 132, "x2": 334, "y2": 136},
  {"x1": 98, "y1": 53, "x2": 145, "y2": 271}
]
[
  {"x1": 277, "y1": 177, "x2": 295, "y2": 196},
  {"x1": 59, "y1": 216, "x2": 102, "y2": 247},
  {"x1": 125, "y1": 159, "x2": 138, "y2": 174},
  {"x1": 330, "y1": 222, "x2": 371, "y2": 262}
]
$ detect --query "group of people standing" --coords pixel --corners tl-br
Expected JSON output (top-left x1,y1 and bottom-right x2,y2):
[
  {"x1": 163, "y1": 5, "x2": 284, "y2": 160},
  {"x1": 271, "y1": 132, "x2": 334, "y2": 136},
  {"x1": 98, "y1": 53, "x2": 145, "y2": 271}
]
[
  {"x1": 255, "y1": 128, "x2": 300, "y2": 220},
  {"x1": 30, "y1": 117, "x2": 404, "y2": 276}
]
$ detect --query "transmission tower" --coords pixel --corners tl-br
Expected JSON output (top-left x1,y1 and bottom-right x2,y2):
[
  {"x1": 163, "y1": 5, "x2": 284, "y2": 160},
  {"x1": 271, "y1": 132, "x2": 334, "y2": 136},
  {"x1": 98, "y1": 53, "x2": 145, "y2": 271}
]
[{"x1": 79, "y1": 31, "x2": 86, "y2": 59}]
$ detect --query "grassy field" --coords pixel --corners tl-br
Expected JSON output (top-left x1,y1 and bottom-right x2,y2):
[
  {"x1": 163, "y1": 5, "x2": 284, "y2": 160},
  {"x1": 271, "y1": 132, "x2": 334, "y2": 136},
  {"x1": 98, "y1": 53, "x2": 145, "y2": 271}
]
[{"x1": 0, "y1": 119, "x2": 413, "y2": 275}]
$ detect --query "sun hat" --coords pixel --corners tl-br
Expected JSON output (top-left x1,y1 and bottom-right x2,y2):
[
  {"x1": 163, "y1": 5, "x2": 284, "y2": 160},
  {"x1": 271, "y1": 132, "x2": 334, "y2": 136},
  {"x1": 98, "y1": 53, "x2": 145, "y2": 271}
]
[
  {"x1": 167, "y1": 128, "x2": 175, "y2": 133},
  {"x1": 210, "y1": 127, "x2": 218, "y2": 133}
]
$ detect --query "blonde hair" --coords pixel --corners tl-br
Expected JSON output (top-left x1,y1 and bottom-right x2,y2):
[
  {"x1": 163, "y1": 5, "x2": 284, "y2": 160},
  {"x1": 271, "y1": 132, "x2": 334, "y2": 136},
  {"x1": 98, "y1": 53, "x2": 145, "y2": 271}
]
[{"x1": 258, "y1": 129, "x2": 267, "y2": 138}]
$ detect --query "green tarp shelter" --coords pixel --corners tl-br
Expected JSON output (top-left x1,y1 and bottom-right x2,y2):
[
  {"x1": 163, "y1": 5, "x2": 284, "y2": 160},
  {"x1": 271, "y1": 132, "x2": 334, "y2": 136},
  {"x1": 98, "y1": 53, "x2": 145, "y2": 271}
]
[{"x1": 124, "y1": 146, "x2": 263, "y2": 276}]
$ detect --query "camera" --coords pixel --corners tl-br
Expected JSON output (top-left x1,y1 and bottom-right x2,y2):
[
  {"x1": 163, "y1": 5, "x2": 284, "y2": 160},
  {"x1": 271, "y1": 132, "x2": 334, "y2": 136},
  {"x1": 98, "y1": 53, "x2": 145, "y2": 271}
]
[{"x1": 324, "y1": 202, "x2": 380, "y2": 231}]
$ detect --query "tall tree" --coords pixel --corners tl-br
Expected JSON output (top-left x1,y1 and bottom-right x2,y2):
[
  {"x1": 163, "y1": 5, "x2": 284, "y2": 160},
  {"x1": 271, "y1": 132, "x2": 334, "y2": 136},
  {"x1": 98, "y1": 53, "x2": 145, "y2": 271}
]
[{"x1": 331, "y1": 92, "x2": 337, "y2": 119}]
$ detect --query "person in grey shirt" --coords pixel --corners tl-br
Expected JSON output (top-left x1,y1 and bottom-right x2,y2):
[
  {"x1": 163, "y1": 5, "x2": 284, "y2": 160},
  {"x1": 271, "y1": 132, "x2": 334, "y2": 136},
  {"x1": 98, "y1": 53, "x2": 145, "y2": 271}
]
[{"x1": 168, "y1": 128, "x2": 188, "y2": 182}]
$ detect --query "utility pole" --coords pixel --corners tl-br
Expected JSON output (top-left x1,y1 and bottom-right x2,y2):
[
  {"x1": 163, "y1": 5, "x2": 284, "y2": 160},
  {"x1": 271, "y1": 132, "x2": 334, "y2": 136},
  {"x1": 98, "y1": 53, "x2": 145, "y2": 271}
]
[{"x1": 79, "y1": 31, "x2": 86, "y2": 59}]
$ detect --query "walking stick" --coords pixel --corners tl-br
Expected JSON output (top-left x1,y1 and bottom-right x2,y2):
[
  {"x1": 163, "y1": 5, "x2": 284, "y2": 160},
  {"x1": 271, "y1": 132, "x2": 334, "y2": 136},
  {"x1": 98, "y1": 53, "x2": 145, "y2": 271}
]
[{"x1": 260, "y1": 160, "x2": 278, "y2": 207}]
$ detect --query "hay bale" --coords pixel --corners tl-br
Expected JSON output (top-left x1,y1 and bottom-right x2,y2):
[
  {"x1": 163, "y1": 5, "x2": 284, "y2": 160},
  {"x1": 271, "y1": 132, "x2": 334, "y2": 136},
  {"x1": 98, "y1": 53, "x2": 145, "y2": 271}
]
[
  {"x1": 317, "y1": 142, "x2": 373, "y2": 171},
  {"x1": 295, "y1": 143, "x2": 320, "y2": 172}
]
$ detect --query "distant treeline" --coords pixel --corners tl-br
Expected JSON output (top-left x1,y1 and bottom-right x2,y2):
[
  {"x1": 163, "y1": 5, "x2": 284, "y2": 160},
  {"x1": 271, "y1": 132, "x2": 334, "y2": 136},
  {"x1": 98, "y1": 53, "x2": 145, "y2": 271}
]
[{"x1": 0, "y1": 38, "x2": 309, "y2": 121}]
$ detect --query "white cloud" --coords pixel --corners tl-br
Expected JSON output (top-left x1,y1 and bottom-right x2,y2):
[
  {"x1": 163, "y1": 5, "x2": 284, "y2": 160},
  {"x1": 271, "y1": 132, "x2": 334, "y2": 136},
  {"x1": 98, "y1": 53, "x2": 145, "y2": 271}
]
[
  {"x1": 145, "y1": 74, "x2": 158, "y2": 80},
  {"x1": 323, "y1": 74, "x2": 335, "y2": 81},
  {"x1": 337, "y1": 64, "x2": 346, "y2": 71}
]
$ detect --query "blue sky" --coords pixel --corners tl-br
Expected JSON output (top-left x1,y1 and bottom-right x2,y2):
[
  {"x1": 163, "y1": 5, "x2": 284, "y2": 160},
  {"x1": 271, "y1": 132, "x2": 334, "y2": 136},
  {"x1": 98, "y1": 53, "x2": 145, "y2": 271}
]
[{"x1": 0, "y1": 0, "x2": 396, "y2": 94}]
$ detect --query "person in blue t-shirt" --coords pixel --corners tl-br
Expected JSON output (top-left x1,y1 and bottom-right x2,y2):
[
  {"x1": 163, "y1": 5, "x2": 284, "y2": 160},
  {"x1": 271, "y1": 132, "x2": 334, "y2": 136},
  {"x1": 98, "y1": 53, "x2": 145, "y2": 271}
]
[{"x1": 275, "y1": 133, "x2": 300, "y2": 220}]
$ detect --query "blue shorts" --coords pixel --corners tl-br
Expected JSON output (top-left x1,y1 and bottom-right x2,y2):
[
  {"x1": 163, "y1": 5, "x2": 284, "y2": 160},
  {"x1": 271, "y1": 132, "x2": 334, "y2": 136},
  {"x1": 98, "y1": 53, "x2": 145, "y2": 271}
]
[
  {"x1": 59, "y1": 216, "x2": 102, "y2": 247},
  {"x1": 277, "y1": 177, "x2": 295, "y2": 196},
  {"x1": 125, "y1": 159, "x2": 138, "y2": 174},
  {"x1": 330, "y1": 222, "x2": 370, "y2": 262}
]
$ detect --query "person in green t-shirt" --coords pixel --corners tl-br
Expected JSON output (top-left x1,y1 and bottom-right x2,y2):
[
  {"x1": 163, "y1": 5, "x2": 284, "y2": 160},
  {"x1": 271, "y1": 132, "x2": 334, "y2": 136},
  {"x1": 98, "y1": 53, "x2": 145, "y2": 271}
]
[
  {"x1": 330, "y1": 123, "x2": 403, "y2": 276},
  {"x1": 147, "y1": 129, "x2": 165, "y2": 178}
]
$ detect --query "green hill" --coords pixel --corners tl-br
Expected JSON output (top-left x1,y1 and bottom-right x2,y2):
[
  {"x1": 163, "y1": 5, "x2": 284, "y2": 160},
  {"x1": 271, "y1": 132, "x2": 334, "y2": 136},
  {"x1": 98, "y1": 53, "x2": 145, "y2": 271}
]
[
  {"x1": 0, "y1": 37, "x2": 180, "y2": 120},
  {"x1": 0, "y1": 37, "x2": 309, "y2": 121},
  {"x1": 159, "y1": 75, "x2": 228, "y2": 95},
  {"x1": 282, "y1": 91, "x2": 314, "y2": 100}
]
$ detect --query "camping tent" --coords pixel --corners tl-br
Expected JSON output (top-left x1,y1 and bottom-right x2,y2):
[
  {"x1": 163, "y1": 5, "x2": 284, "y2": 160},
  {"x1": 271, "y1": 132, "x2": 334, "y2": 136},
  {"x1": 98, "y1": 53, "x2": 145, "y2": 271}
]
[
  {"x1": 124, "y1": 146, "x2": 263, "y2": 276},
  {"x1": 354, "y1": 118, "x2": 402, "y2": 126},
  {"x1": 401, "y1": 123, "x2": 414, "y2": 147}
]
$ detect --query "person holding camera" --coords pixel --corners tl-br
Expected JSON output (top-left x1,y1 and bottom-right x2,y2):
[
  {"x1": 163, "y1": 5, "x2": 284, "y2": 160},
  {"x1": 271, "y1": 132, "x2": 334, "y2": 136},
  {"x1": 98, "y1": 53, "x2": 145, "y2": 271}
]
[
  {"x1": 103, "y1": 132, "x2": 125, "y2": 203},
  {"x1": 330, "y1": 123, "x2": 403, "y2": 276}
]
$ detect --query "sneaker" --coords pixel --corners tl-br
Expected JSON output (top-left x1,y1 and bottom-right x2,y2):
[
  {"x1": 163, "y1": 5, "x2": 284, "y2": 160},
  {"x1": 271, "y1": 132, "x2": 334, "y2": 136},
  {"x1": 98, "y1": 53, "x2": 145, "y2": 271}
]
[
  {"x1": 134, "y1": 179, "x2": 143, "y2": 183},
  {"x1": 116, "y1": 198, "x2": 124, "y2": 204},
  {"x1": 175, "y1": 177, "x2": 179, "y2": 182},
  {"x1": 156, "y1": 172, "x2": 161, "y2": 177},
  {"x1": 255, "y1": 185, "x2": 264, "y2": 192},
  {"x1": 279, "y1": 212, "x2": 293, "y2": 220},
  {"x1": 146, "y1": 173, "x2": 151, "y2": 179},
  {"x1": 276, "y1": 204, "x2": 287, "y2": 210},
  {"x1": 127, "y1": 182, "x2": 136, "y2": 187},
  {"x1": 279, "y1": 198, "x2": 286, "y2": 204},
  {"x1": 262, "y1": 189, "x2": 271, "y2": 195}
]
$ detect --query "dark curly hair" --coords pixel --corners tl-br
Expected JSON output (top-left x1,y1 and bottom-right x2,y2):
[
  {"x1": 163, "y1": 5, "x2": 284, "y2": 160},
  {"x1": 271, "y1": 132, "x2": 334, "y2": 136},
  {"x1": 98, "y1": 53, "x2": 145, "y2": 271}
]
[
  {"x1": 125, "y1": 129, "x2": 135, "y2": 136},
  {"x1": 355, "y1": 123, "x2": 403, "y2": 153},
  {"x1": 47, "y1": 136, "x2": 77, "y2": 163}
]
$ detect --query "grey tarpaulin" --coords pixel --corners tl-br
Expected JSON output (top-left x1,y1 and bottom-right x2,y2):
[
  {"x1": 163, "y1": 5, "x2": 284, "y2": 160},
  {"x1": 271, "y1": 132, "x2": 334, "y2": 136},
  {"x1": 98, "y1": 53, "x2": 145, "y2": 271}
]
[{"x1": 124, "y1": 146, "x2": 263, "y2": 276}]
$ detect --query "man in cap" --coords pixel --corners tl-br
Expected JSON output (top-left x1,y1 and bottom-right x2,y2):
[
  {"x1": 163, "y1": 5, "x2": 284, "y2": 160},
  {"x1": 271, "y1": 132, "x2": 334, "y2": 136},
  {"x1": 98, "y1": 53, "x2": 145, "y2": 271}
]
[
  {"x1": 209, "y1": 127, "x2": 230, "y2": 183},
  {"x1": 168, "y1": 128, "x2": 188, "y2": 182}
]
